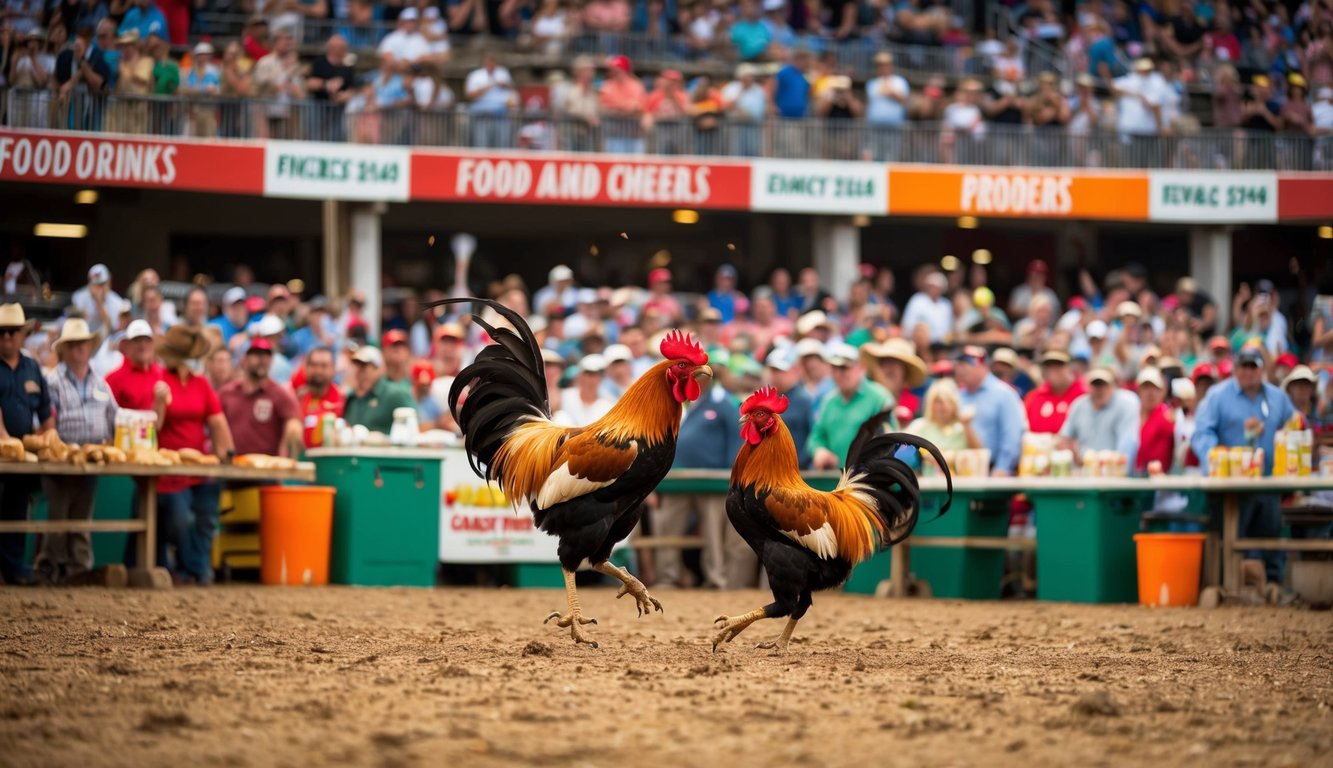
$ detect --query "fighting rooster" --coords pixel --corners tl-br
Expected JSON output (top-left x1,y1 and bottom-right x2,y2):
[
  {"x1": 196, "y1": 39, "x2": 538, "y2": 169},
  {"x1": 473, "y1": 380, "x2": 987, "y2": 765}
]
[
  {"x1": 426, "y1": 298, "x2": 712, "y2": 647},
  {"x1": 713, "y1": 387, "x2": 952, "y2": 653}
]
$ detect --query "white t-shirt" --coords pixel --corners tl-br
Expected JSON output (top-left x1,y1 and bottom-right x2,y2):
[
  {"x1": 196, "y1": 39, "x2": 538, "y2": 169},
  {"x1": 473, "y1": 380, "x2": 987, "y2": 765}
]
[
  {"x1": 413, "y1": 76, "x2": 455, "y2": 109},
  {"x1": 1114, "y1": 73, "x2": 1161, "y2": 135},
  {"x1": 378, "y1": 29, "x2": 431, "y2": 64},
  {"x1": 1313, "y1": 100, "x2": 1333, "y2": 130},
  {"x1": 1151, "y1": 72, "x2": 1182, "y2": 127},
  {"x1": 555, "y1": 388, "x2": 613, "y2": 427},
  {"x1": 865, "y1": 74, "x2": 909, "y2": 125},
  {"x1": 422, "y1": 16, "x2": 450, "y2": 55},
  {"x1": 465, "y1": 66, "x2": 515, "y2": 113},
  {"x1": 943, "y1": 102, "x2": 984, "y2": 135},
  {"x1": 900, "y1": 292, "x2": 955, "y2": 343}
]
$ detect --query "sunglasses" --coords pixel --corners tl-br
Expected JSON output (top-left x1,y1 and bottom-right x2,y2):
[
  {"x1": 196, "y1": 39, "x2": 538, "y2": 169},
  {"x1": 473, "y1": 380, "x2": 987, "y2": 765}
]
[{"x1": 0, "y1": 327, "x2": 22, "y2": 336}]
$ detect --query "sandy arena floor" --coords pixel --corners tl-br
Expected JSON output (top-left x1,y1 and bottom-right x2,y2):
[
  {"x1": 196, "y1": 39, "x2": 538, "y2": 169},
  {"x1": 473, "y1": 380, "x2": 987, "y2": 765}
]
[{"x1": 1, "y1": 585, "x2": 1330, "y2": 767}]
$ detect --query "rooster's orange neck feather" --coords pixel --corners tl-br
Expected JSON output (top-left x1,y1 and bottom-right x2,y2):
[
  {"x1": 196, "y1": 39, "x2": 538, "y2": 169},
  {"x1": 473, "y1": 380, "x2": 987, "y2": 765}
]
[
  {"x1": 731, "y1": 416, "x2": 805, "y2": 488},
  {"x1": 594, "y1": 360, "x2": 684, "y2": 446}
]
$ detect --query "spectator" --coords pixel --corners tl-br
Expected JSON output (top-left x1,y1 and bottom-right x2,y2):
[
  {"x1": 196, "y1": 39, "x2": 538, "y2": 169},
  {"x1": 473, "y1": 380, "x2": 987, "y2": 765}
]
[
  {"x1": 182, "y1": 42, "x2": 221, "y2": 137},
  {"x1": 794, "y1": 336, "x2": 832, "y2": 404},
  {"x1": 219, "y1": 337, "x2": 302, "y2": 457},
  {"x1": 1013, "y1": 294, "x2": 1057, "y2": 350},
  {"x1": 1191, "y1": 347, "x2": 1295, "y2": 585},
  {"x1": 1007, "y1": 259, "x2": 1059, "y2": 321},
  {"x1": 1282, "y1": 365, "x2": 1319, "y2": 428},
  {"x1": 204, "y1": 346, "x2": 234, "y2": 392},
  {"x1": 1171, "y1": 275, "x2": 1217, "y2": 337},
  {"x1": 641, "y1": 268, "x2": 683, "y2": 324},
  {"x1": 984, "y1": 71, "x2": 1027, "y2": 152},
  {"x1": 0, "y1": 303, "x2": 52, "y2": 586},
  {"x1": 1024, "y1": 349, "x2": 1087, "y2": 434},
  {"x1": 531, "y1": 0, "x2": 570, "y2": 56},
  {"x1": 135, "y1": 285, "x2": 173, "y2": 335},
  {"x1": 555, "y1": 353, "x2": 613, "y2": 426},
  {"x1": 343, "y1": 345, "x2": 415, "y2": 434},
  {"x1": 723, "y1": 288, "x2": 791, "y2": 358},
  {"x1": 154, "y1": 325, "x2": 234, "y2": 585},
  {"x1": 380, "y1": 329, "x2": 414, "y2": 390},
  {"x1": 146, "y1": 30, "x2": 176, "y2": 95},
  {"x1": 772, "y1": 46, "x2": 811, "y2": 119},
  {"x1": 599, "y1": 54, "x2": 646, "y2": 154},
  {"x1": 866, "y1": 52, "x2": 909, "y2": 161},
  {"x1": 599, "y1": 344, "x2": 635, "y2": 399},
  {"x1": 307, "y1": 35, "x2": 356, "y2": 133},
  {"x1": 8, "y1": 28, "x2": 52, "y2": 124},
  {"x1": 763, "y1": 345, "x2": 814, "y2": 469},
  {"x1": 720, "y1": 62, "x2": 766, "y2": 156},
  {"x1": 363, "y1": 52, "x2": 412, "y2": 143},
  {"x1": 295, "y1": 346, "x2": 344, "y2": 448},
  {"x1": 768, "y1": 268, "x2": 802, "y2": 318},
  {"x1": 706, "y1": 264, "x2": 748, "y2": 323},
  {"x1": 1059, "y1": 367, "x2": 1141, "y2": 465},
  {"x1": 730, "y1": 0, "x2": 772, "y2": 61},
  {"x1": 70, "y1": 263, "x2": 127, "y2": 335},
  {"x1": 241, "y1": 16, "x2": 270, "y2": 61},
  {"x1": 410, "y1": 360, "x2": 447, "y2": 429},
  {"x1": 180, "y1": 286, "x2": 210, "y2": 329},
  {"x1": 583, "y1": 0, "x2": 630, "y2": 32},
  {"x1": 645, "y1": 69, "x2": 690, "y2": 153},
  {"x1": 106, "y1": 29, "x2": 152, "y2": 134},
  {"x1": 55, "y1": 25, "x2": 111, "y2": 110},
  {"x1": 1135, "y1": 366, "x2": 1173, "y2": 473},
  {"x1": 905, "y1": 378, "x2": 982, "y2": 455},
  {"x1": 901, "y1": 270, "x2": 953, "y2": 344},
  {"x1": 1113, "y1": 58, "x2": 1163, "y2": 158},
  {"x1": 941, "y1": 78, "x2": 985, "y2": 163},
  {"x1": 558, "y1": 55, "x2": 601, "y2": 152},
  {"x1": 953, "y1": 345, "x2": 1025, "y2": 475},
  {"x1": 808, "y1": 343, "x2": 892, "y2": 470},
  {"x1": 116, "y1": 0, "x2": 166, "y2": 41},
  {"x1": 861, "y1": 338, "x2": 926, "y2": 418},
  {"x1": 252, "y1": 26, "x2": 305, "y2": 140},
  {"x1": 105, "y1": 319, "x2": 160, "y2": 408},
  {"x1": 219, "y1": 40, "x2": 253, "y2": 123},
  {"x1": 465, "y1": 52, "x2": 516, "y2": 148},
  {"x1": 208, "y1": 287, "x2": 250, "y2": 347},
  {"x1": 379, "y1": 7, "x2": 430, "y2": 66},
  {"x1": 1085, "y1": 16, "x2": 1121, "y2": 83},
  {"x1": 815, "y1": 74, "x2": 863, "y2": 159},
  {"x1": 655, "y1": 372, "x2": 748, "y2": 589}
]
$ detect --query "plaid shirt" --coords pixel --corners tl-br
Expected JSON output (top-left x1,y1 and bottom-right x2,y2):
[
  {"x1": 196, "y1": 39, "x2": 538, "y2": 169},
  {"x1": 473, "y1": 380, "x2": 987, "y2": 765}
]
[{"x1": 47, "y1": 362, "x2": 118, "y2": 446}]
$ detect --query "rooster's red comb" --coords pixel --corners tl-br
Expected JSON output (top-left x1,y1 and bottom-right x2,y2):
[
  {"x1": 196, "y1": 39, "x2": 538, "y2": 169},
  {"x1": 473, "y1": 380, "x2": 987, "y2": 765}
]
[
  {"x1": 741, "y1": 387, "x2": 788, "y2": 416},
  {"x1": 660, "y1": 330, "x2": 708, "y2": 366}
]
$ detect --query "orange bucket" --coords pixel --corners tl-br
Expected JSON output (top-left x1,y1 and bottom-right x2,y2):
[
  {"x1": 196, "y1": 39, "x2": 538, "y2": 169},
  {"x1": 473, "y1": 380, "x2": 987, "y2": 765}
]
[
  {"x1": 259, "y1": 486, "x2": 335, "y2": 586},
  {"x1": 1133, "y1": 533, "x2": 1206, "y2": 607}
]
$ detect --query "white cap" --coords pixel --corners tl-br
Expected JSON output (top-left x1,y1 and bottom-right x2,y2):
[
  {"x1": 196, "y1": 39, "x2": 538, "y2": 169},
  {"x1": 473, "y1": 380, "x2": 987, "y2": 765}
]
[
  {"x1": 603, "y1": 344, "x2": 632, "y2": 364},
  {"x1": 1282, "y1": 364, "x2": 1317, "y2": 389},
  {"x1": 796, "y1": 310, "x2": 832, "y2": 336},
  {"x1": 1086, "y1": 319, "x2": 1108, "y2": 339},
  {"x1": 795, "y1": 338, "x2": 826, "y2": 358},
  {"x1": 422, "y1": 5, "x2": 440, "y2": 17},
  {"x1": 549, "y1": 264, "x2": 574, "y2": 283},
  {"x1": 1136, "y1": 366, "x2": 1165, "y2": 389},
  {"x1": 253, "y1": 313, "x2": 284, "y2": 337},
  {"x1": 765, "y1": 345, "x2": 797, "y2": 372},
  {"x1": 578, "y1": 353, "x2": 607, "y2": 373},
  {"x1": 223, "y1": 286, "x2": 247, "y2": 306},
  {"x1": 88, "y1": 264, "x2": 110, "y2": 285},
  {"x1": 124, "y1": 319, "x2": 153, "y2": 340},
  {"x1": 399, "y1": 6, "x2": 419, "y2": 20},
  {"x1": 762, "y1": 0, "x2": 784, "y2": 10},
  {"x1": 925, "y1": 272, "x2": 948, "y2": 290},
  {"x1": 351, "y1": 345, "x2": 383, "y2": 367},
  {"x1": 1171, "y1": 378, "x2": 1196, "y2": 401},
  {"x1": 1319, "y1": 86, "x2": 1333, "y2": 100},
  {"x1": 193, "y1": 41, "x2": 214, "y2": 56},
  {"x1": 541, "y1": 348, "x2": 566, "y2": 366},
  {"x1": 575, "y1": 288, "x2": 598, "y2": 305},
  {"x1": 823, "y1": 343, "x2": 859, "y2": 367}
]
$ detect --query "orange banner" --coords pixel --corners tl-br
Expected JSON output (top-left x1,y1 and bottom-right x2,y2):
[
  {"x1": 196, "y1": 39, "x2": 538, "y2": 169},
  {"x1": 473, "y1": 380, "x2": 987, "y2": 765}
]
[{"x1": 889, "y1": 167, "x2": 1149, "y2": 220}]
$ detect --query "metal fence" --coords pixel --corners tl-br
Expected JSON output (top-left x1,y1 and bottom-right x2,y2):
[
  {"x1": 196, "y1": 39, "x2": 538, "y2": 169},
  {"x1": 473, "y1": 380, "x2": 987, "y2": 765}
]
[{"x1": 3, "y1": 88, "x2": 1325, "y2": 170}]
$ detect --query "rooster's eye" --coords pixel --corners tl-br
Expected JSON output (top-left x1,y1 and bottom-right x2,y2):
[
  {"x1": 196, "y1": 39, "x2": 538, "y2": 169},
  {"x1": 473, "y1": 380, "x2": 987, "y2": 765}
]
[{"x1": 676, "y1": 362, "x2": 687, "y2": 370}]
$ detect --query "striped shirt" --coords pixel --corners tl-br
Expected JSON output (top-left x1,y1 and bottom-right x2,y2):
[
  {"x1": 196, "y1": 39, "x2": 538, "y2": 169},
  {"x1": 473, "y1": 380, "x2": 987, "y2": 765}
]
[{"x1": 47, "y1": 362, "x2": 118, "y2": 446}]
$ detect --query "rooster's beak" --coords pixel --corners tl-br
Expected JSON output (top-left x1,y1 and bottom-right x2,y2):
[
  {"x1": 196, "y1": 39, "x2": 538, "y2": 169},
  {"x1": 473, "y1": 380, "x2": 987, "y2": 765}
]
[
  {"x1": 693, "y1": 365, "x2": 714, "y2": 381},
  {"x1": 738, "y1": 413, "x2": 749, "y2": 425}
]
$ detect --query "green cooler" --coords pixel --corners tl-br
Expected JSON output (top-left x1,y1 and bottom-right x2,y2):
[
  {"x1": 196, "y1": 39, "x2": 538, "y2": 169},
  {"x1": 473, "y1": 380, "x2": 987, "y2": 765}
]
[
  {"x1": 309, "y1": 448, "x2": 442, "y2": 587},
  {"x1": 1030, "y1": 488, "x2": 1149, "y2": 603},
  {"x1": 28, "y1": 475, "x2": 137, "y2": 568}
]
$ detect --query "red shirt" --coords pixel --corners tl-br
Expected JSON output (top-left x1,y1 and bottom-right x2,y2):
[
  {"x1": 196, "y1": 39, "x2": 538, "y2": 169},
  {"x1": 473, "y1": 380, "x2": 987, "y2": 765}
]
[
  {"x1": 296, "y1": 385, "x2": 345, "y2": 448},
  {"x1": 157, "y1": 371, "x2": 222, "y2": 493},
  {"x1": 106, "y1": 360, "x2": 165, "y2": 411},
  {"x1": 1023, "y1": 379, "x2": 1088, "y2": 434},
  {"x1": 1137, "y1": 403, "x2": 1175, "y2": 473},
  {"x1": 219, "y1": 378, "x2": 299, "y2": 456}
]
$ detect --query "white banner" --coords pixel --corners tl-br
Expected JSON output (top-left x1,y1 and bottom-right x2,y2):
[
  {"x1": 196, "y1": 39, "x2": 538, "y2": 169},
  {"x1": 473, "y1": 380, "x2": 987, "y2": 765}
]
[
  {"x1": 264, "y1": 140, "x2": 410, "y2": 201},
  {"x1": 1148, "y1": 170, "x2": 1277, "y2": 223},
  {"x1": 750, "y1": 159, "x2": 887, "y2": 214}
]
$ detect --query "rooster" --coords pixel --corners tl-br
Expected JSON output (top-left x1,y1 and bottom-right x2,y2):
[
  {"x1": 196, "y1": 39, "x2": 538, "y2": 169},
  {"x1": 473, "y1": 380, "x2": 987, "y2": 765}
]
[
  {"x1": 712, "y1": 387, "x2": 952, "y2": 653},
  {"x1": 424, "y1": 297, "x2": 712, "y2": 647}
]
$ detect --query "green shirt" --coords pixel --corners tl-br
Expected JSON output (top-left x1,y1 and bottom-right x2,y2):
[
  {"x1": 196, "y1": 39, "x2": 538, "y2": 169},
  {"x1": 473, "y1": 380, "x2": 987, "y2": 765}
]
[
  {"x1": 343, "y1": 376, "x2": 416, "y2": 434},
  {"x1": 807, "y1": 377, "x2": 895, "y2": 464},
  {"x1": 153, "y1": 59, "x2": 180, "y2": 95}
]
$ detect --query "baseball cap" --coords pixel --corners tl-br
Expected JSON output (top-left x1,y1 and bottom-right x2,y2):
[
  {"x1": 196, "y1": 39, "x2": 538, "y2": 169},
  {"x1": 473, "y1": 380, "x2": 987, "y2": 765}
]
[
  {"x1": 1191, "y1": 362, "x2": 1216, "y2": 382},
  {"x1": 579, "y1": 353, "x2": 607, "y2": 373},
  {"x1": 823, "y1": 343, "x2": 859, "y2": 367},
  {"x1": 952, "y1": 345, "x2": 988, "y2": 365},
  {"x1": 765, "y1": 345, "x2": 797, "y2": 372},
  {"x1": 382, "y1": 329, "x2": 409, "y2": 347},
  {"x1": 1116, "y1": 300, "x2": 1142, "y2": 318},
  {"x1": 699, "y1": 307, "x2": 723, "y2": 323},
  {"x1": 1039, "y1": 349, "x2": 1071, "y2": 365},
  {"x1": 648, "y1": 268, "x2": 672, "y2": 285},
  {"x1": 1087, "y1": 368, "x2": 1116, "y2": 385},
  {"x1": 267, "y1": 284, "x2": 292, "y2": 303},
  {"x1": 1282, "y1": 365, "x2": 1317, "y2": 389},
  {"x1": 223, "y1": 286, "x2": 247, "y2": 306},
  {"x1": 412, "y1": 360, "x2": 434, "y2": 385},
  {"x1": 1068, "y1": 296, "x2": 1088, "y2": 311},
  {"x1": 1085, "y1": 319, "x2": 1109, "y2": 339},
  {"x1": 1216, "y1": 359, "x2": 1234, "y2": 378},
  {"x1": 247, "y1": 337, "x2": 273, "y2": 354},
  {"x1": 88, "y1": 264, "x2": 110, "y2": 285},
  {"x1": 253, "y1": 314, "x2": 284, "y2": 337},
  {"x1": 1274, "y1": 352, "x2": 1298, "y2": 369},
  {"x1": 549, "y1": 264, "x2": 574, "y2": 283},
  {"x1": 352, "y1": 345, "x2": 383, "y2": 367},
  {"x1": 1135, "y1": 366, "x2": 1164, "y2": 389},
  {"x1": 929, "y1": 359, "x2": 955, "y2": 377},
  {"x1": 795, "y1": 338, "x2": 825, "y2": 359},
  {"x1": 399, "y1": 6, "x2": 419, "y2": 20},
  {"x1": 1175, "y1": 276, "x2": 1198, "y2": 294},
  {"x1": 1236, "y1": 347, "x2": 1264, "y2": 367},
  {"x1": 991, "y1": 347, "x2": 1019, "y2": 368},
  {"x1": 246, "y1": 296, "x2": 266, "y2": 314},
  {"x1": 796, "y1": 310, "x2": 834, "y2": 336},
  {"x1": 1206, "y1": 335, "x2": 1230, "y2": 353},
  {"x1": 605, "y1": 54, "x2": 631, "y2": 74},
  {"x1": 1172, "y1": 378, "x2": 1196, "y2": 401},
  {"x1": 541, "y1": 348, "x2": 566, "y2": 366},
  {"x1": 716, "y1": 264, "x2": 738, "y2": 280},
  {"x1": 435, "y1": 322, "x2": 464, "y2": 340},
  {"x1": 125, "y1": 319, "x2": 153, "y2": 340},
  {"x1": 603, "y1": 344, "x2": 632, "y2": 364},
  {"x1": 1256, "y1": 279, "x2": 1276, "y2": 294}
]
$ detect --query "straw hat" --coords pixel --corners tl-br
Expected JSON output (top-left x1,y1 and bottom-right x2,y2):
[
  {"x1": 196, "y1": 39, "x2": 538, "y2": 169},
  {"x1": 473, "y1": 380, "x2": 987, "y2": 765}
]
[
  {"x1": 859, "y1": 338, "x2": 927, "y2": 387},
  {"x1": 155, "y1": 324, "x2": 212, "y2": 362},
  {"x1": 52, "y1": 318, "x2": 101, "y2": 352},
  {"x1": 0, "y1": 303, "x2": 35, "y2": 332}
]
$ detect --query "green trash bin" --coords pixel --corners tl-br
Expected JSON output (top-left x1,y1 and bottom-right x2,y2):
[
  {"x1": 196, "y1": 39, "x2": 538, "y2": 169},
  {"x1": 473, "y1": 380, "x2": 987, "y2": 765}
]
[
  {"x1": 312, "y1": 449, "x2": 441, "y2": 587},
  {"x1": 1032, "y1": 488, "x2": 1148, "y2": 603},
  {"x1": 28, "y1": 475, "x2": 137, "y2": 569}
]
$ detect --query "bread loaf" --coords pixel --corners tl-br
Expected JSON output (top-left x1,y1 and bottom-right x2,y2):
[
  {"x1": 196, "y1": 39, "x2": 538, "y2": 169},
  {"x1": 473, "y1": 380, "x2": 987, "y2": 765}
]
[{"x1": 0, "y1": 438, "x2": 25, "y2": 462}]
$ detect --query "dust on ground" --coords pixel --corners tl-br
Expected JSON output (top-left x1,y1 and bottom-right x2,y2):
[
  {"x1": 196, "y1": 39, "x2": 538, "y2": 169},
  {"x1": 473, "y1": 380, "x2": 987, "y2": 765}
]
[{"x1": 1, "y1": 586, "x2": 1330, "y2": 767}]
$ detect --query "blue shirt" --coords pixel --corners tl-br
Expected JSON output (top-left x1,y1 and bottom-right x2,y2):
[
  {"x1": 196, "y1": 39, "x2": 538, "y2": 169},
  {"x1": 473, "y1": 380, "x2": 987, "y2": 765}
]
[
  {"x1": 730, "y1": 20, "x2": 772, "y2": 61},
  {"x1": 773, "y1": 63, "x2": 809, "y2": 118},
  {"x1": 0, "y1": 353, "x2": 52, "y2": 437},
  {"x1": 1191, "y1": 378, "x2": 1295, "y2": 475},
  {"x1": 707, "y1": 289, "x2": 741, "y2": 323},
  {"x1": 118, "y1": 4, "x2": 168, "y2": 41},
  {"x1": 185, "y1": 66, "x2": 220, "y2": 93},
  {"x1": 781, "y1": 384, "x2": 815, "y2": 469},
  {"x1": 672, "y1": 386, "x2": 742, "y2": 470},
  {"x1": 959, "y1": 373, "x2": 1025, "y2": 473},
  {"x1": 208, "y1": 315, "x2": 246, "y2": 346},
  {"x1": 1086, "y1": 36, "x2": 1121, "y2": 80}
]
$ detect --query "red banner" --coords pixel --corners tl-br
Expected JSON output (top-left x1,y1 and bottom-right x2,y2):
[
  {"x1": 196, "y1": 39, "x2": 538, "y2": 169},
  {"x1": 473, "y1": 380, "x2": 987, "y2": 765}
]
[
  {"x1": 1276, "y1": 176, "x2": 1333, "y2": 220},
  {"x1": 410, "y1": 151, "x2": 751, "y2": 210},
  {"x1": 0, "y1": 130, "x2": 264, "y2": 195}
]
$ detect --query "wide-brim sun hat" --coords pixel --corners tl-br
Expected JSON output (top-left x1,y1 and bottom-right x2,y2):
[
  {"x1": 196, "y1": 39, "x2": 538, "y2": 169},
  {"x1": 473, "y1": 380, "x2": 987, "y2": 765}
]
[
  {"x1": 0, "y1": 303, "x2": 36, "y2": 332},
  {"x1": 859, "y1": 338, "x2": 927, "y2": 387},
  {"x1": 52, "y1": 317, "x2": 102, "y2": 352},
  {"x1": 155, "y1": 324, "x2": 212, "y2": 362}
]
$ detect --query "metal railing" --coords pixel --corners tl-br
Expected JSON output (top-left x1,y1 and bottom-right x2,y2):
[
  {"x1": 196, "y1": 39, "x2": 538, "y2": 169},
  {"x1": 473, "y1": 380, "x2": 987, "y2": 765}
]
[{"x1": 3, "y1": 88, "x2": 1325, "y2": 170}]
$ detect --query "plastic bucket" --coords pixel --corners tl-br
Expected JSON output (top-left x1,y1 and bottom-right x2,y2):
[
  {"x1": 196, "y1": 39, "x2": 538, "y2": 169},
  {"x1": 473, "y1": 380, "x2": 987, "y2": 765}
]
[
  {"x1": 259, "y1": 486, "x2": 335, "y2": 586},
  {"x1": 1133, "y1": 533, "x2": 1206, "y2": 607}
]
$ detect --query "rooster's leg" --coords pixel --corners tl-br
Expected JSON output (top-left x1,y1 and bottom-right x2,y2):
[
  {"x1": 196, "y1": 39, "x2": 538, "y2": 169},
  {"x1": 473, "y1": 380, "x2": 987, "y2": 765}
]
[
  {"x1": 543, "y1": 568, "x2": 599, "y2": 648},
  {"x1": 593, "y1": 561, "x2": 664, "y2": 617},
  {"x1": 755, "y1": 618, "x2": 799, "y2": 654},
  {"x1": 711, "y1": 607, "x2": 768, "y2": 651}
]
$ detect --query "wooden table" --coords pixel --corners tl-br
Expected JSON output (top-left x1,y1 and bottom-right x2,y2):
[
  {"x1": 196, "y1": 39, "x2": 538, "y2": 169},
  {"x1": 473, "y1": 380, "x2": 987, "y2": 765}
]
[{"x1": 0, "y1": 461, "x2": 316, "y2": 587}]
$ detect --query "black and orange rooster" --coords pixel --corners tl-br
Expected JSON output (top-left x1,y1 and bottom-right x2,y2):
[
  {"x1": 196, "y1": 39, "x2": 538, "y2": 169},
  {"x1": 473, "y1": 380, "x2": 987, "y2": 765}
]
[
  {"x1": 712, "y1": 387, "x2": 952, "y2": 653},
  {"x1": 425, "y1": 297, "x2": 712, "y2": 647}
]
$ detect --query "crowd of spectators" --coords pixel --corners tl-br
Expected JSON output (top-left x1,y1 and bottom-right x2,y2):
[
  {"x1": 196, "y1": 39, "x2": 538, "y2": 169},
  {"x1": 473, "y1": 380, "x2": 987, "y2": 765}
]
[
  {"x1": 4, "y1": 0, "x2": 1333, "y2": 166},
  {"x1": 2, "y1": 253, "x2": 1331, "y2": 589}
]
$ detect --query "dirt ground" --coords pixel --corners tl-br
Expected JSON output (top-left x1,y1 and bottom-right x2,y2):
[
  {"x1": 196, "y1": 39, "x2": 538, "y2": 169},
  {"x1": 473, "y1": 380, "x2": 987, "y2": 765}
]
[{"x1": 1, "y1": 586, "x2": 1330, "y2": 768}]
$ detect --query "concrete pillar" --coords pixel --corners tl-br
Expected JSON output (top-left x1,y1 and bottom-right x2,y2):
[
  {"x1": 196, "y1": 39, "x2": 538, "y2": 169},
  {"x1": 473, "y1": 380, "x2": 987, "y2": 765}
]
[
  {"x1": 811, "y1": 216, "x2": 860, "y2": 305},
  {"x1": 322, "y1": 200, "x2": 347, "y2": 301},
  {"x1": 349, "y1": 203, "x2": 385, "y2": 338},
  {"x1": 1189, "y1": 225, "x2": 1232, "y2": 330}
]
